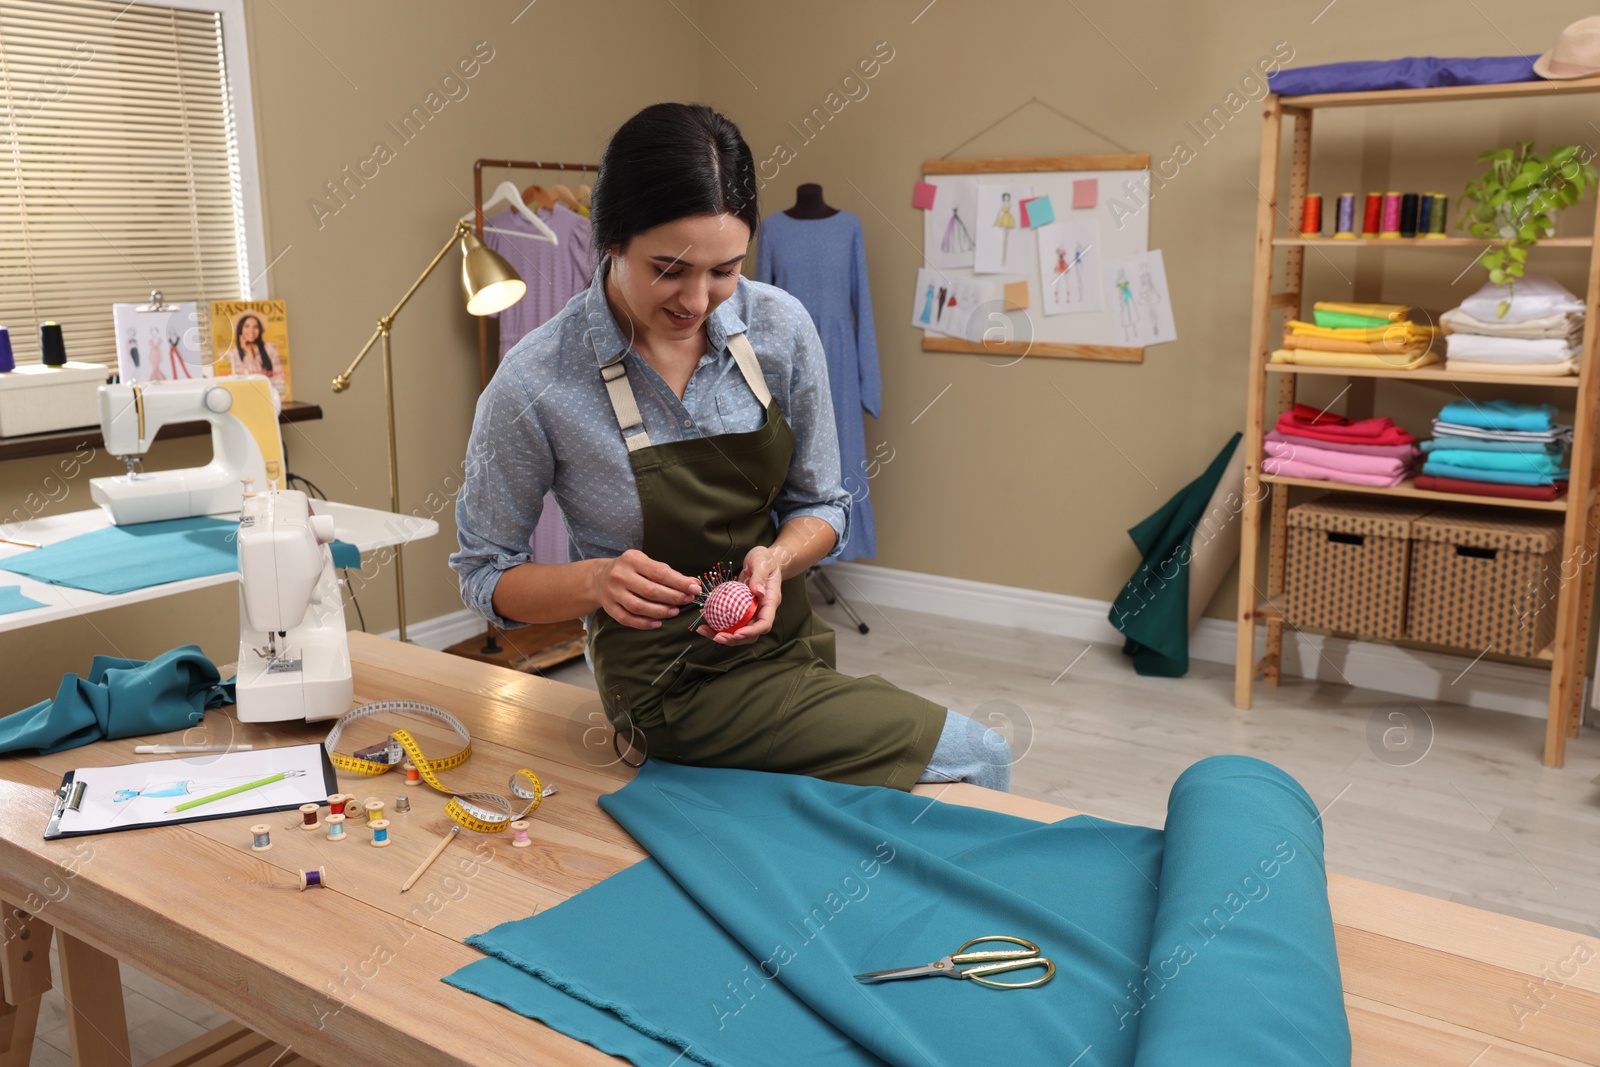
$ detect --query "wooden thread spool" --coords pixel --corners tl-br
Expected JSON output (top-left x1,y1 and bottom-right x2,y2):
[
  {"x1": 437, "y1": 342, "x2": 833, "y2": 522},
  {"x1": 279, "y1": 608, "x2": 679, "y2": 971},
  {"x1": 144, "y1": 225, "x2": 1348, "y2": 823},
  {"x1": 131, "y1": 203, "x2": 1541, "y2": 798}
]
[
  {"x1": 326, "y1": 813, "x2": 346, "y2": 841},
  {"x1": 328, "y1": 794, "x2": 347, "y2": 816},
  {"x1": 510, "y1": 820, "x2": 532, "y2": 848},
  {"x1": 298, "y1": 867, "x2": 327, "y2": 891},
  {"x1": 404, "y1": 761, "x2": 421, "y2": 786},
  {"x1": 250, "y1": 824, "x2": 272, "y2": 852},
  {"x1": 299, "y1": 803, "x2": 321, "y2": 830},
  {"x1": 370, "y1": 819, "x2": 392, "y2": 847},
  {"x1": 365, "y1": 799, "x2": 385, "y2": 824}
]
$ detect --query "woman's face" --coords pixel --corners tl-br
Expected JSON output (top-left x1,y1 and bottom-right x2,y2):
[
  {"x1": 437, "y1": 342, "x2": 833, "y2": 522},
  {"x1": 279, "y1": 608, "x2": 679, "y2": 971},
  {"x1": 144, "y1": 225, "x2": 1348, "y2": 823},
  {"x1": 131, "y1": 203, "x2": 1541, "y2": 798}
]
[
  {"x1": 606, "y1": 213, "x2": 750, "y2": 344},
  {"x1": 240, "y1": 317, "x2": 260, "y2": 343}
]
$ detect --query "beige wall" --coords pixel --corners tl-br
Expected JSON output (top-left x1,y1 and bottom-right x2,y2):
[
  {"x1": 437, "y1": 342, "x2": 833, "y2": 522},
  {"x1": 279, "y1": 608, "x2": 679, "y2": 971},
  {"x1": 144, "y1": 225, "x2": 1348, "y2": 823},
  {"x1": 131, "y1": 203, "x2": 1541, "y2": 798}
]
[
  {"x1": 0, "y1": 0, "x2": 700, "y2": 702},
  {"x1": 698, "y1": 0, "x2": 1595, "y2": 619},
  {"x1": 4, "y1": 0, "x2": 1597, "y2": 702}
]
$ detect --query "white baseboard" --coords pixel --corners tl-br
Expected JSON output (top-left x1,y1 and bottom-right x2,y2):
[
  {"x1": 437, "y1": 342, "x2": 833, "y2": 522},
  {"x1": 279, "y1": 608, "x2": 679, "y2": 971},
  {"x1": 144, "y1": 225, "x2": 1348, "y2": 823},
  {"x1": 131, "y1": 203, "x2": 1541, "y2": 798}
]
[
  {"x1": 378, "y1": 608, "x2": 488, "y2": 651},
  {"x1": 822, "y1": 562, "x2": 1557, "y2": 721}
]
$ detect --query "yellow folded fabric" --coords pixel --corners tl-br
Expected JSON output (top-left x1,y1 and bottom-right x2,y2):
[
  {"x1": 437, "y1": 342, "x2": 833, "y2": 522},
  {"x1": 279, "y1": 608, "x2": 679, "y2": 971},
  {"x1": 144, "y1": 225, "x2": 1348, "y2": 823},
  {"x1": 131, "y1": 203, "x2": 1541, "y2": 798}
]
[
  {"x1": 1286, "y1": 320, "x2": 1438, "y2": 343},
  {"x1": 1443, "y1": 358, "x2": 1578, "y2": 377},
  {"x1": 1283, "y1": 333, "x2": 1435, "y2": 355},
  {"x1": 1271, "y1": 347, "x2": 1444, "y2": 370},
  {"x1": 1311, "y1": 301, "x2": 1415, "y2": 322}
]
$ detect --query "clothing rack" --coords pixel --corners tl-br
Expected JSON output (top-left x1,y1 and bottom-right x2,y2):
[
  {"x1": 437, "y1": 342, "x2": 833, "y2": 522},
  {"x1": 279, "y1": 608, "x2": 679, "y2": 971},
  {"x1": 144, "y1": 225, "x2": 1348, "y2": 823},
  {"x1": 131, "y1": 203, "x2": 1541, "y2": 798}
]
[{"x1": 469, "y1": 158, "x2": 598, "y2": 658}]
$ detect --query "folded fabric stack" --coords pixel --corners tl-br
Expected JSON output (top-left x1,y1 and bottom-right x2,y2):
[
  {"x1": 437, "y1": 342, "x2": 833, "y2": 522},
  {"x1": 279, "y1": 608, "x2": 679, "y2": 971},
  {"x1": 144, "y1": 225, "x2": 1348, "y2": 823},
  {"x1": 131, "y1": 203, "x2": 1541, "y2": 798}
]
[
  {"x1": 1271, "y1": 301, "x2": 1442, "y2": 371},
  {"x1": 1417, "y1": 399, "x2": 1572, "y2": 501},
  {"x1": 1441, "y1": 274, "x2": 1586, "y2": 377},
  {"x1": 1263, "y1": 402, "x2": 1420, "y2": 488}
]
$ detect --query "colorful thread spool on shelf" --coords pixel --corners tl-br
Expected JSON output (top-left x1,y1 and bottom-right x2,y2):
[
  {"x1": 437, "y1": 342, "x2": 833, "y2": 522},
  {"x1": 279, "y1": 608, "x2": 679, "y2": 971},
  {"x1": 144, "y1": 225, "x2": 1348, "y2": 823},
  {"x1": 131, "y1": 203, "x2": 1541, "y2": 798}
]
[
  {"x1": 298, "y1": 867, "x2": 328, "y2": 891},
  {"x1": 250, "y1": 824, "x2": 272, "y2": 852},
  {"x1": 1379, "y1": 192, "x2": 1401, "y2": 237},
  {"x1": 370, "y1": 819, "x2": 392, "y2": 848},
  {"x1": 299, "y1": 803, "x2": 321, "y2": 831},
  {"x1": 404, "y1": 761, "x2": 422, "y2": 786},
  {"x1": 1333, "y1": 193, "x2": 1356, "y2": 238},
  {"x1": 1398, "y1": 193, "x2": 1419, "y2": 238},
  {"x1": 1361, "y1": 192, "x2": 1382, "y2": 237},
  {"x1": 1426, "y1": 194, "x2": 1448, "y2": 237},
  {"x1": 326, "y1": 813, "x2": 347, "y2": 841},
  {"x1": 365, "y1": 799, "x2": 386, "y2": 825},
  {"x1": 394, "y1": 795, "x2": 411, "y2": 814},
  {"x1": 1298, "y1": 192, "x2": 1322, "y2": 238},
  {"x1": 510, "y1": 820, "x2": 532, "y2": 848}
]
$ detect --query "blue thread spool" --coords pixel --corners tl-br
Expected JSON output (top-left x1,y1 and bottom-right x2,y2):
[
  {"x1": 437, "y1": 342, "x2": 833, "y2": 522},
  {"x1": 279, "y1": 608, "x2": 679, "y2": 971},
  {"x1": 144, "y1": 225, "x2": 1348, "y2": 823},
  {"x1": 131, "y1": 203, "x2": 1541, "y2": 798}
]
[
  {"x1": 0, "y1": 327, "x2": 13, "y2": 373},
  {"x1": 250, "y1": 824, "x2": 272, "y2": 852},
  {"x1": 298, "y1": 866, "x2": 327, "y2": 891},
  {"x1": 370, "y1": 818, "x2": 391, "y2": 848},
  {"x1": 326, "y1": 813, "x2": 346, "y2": 841}
]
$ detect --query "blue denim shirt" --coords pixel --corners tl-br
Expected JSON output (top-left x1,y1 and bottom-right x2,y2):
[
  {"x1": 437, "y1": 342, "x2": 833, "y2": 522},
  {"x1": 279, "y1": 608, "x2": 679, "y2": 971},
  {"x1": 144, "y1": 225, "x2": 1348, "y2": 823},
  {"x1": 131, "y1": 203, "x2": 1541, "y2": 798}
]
[{"x1": 450, "y1": 259, "x2": 851, "y2": 628}]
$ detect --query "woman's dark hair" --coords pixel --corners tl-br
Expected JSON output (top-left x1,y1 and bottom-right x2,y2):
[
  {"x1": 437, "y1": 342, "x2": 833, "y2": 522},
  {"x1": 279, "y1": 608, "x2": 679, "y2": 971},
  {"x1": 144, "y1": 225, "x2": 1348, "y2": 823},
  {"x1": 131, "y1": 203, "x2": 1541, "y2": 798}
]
[
  {"x1": 233, "y1": 313, "x2": 272, "y2": 373},
  {"x1": 591, "y1": 103, "x2": 758, "y2": 254}
]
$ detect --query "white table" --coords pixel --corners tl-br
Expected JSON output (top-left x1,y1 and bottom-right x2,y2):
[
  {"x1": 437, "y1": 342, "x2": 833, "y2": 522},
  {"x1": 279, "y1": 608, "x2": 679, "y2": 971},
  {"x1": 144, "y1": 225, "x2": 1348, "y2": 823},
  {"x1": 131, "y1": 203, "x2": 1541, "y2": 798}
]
[{"x1": 0, "y1": 501, "x2": 438, "y2": 633}]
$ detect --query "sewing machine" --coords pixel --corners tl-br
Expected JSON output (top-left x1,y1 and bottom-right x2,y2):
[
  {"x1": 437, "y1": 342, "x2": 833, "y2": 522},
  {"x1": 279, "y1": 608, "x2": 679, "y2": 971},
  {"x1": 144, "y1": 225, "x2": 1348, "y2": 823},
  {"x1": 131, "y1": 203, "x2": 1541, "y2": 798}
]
[
  {"x1": 90, "y1": 376, "x2": 286, "y2": 525},
  {"x1": 235, "y1": 488, "x2": 353, "y2": 723}
]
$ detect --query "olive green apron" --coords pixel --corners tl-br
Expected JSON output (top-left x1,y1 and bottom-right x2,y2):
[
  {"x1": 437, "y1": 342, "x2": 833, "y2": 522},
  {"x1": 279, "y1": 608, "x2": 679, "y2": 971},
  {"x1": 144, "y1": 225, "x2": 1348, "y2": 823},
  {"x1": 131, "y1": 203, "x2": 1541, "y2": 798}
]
[{"x1": 587, "y1": 330, "x2": 945, "y2": 790}]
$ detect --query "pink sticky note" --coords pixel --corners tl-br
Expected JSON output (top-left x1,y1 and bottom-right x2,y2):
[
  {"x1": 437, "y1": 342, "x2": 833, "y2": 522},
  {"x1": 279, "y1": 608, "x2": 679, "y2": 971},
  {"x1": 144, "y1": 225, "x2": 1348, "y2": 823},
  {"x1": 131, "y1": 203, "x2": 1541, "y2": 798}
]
[
  {"x1": 912, "y1": 181, "x2": 938, "y2": 210},
  {"x1": 1073, "y1": 179, "x2": 1098, "y2": 209}
]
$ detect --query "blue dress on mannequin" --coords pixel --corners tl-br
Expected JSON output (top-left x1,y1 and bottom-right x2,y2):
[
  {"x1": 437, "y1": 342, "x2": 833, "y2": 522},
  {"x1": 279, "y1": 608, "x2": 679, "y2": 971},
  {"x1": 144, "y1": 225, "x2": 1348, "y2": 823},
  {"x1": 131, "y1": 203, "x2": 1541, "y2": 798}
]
[{"x1": 755, "y1": 210, "x2": 881, "y2": 561}]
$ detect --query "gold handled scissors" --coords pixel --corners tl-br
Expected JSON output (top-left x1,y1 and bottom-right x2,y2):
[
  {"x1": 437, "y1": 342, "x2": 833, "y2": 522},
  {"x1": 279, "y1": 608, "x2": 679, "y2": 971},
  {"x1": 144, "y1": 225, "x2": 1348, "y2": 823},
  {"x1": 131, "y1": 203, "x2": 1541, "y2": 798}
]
[{"x1": 853, "y1": 935, "x2": 1056, "y2": 990}]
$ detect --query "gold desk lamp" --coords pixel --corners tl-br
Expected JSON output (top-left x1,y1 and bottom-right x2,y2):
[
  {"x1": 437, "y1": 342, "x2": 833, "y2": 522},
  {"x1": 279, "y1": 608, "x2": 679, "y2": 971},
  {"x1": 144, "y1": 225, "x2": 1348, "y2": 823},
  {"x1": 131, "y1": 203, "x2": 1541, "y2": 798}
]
[{"x1": 332, "y1": 220, "x2": 525, "y2": 642}]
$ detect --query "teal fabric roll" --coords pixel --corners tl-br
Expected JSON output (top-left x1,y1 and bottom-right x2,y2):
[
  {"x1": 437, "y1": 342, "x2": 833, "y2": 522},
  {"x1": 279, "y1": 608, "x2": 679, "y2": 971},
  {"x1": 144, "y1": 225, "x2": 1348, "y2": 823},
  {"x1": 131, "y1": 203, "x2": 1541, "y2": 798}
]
[
  {"x1": 1424, "y1": 449, "x2": 1566, "y2": 474},
  {"x1": 447, "y1": 756, "x2": 1349, "y2": 1066},
  {"x1": 0, "y1": 517, "x2": 237, "y2": 595},
  {"x1": 0, "y1": 645, "x2": 235, "y2": 755},
  {"x1": 1111, "y1": 433, "x2": 1241, "y2": 677},
  {"x1": 0, "y1": 585, "x2": 46, "y2": 616}
]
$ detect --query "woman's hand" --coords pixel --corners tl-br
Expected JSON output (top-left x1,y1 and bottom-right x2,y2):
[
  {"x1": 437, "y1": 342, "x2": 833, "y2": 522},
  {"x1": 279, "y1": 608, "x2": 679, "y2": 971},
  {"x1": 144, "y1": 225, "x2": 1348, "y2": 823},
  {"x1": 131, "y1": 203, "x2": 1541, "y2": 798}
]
[
  {"x1": 592, "y1": 549, "x2": 700, "y2": 629},
  {"x1": 696, "y1": 545, "x2": 783, "y2": 646}
]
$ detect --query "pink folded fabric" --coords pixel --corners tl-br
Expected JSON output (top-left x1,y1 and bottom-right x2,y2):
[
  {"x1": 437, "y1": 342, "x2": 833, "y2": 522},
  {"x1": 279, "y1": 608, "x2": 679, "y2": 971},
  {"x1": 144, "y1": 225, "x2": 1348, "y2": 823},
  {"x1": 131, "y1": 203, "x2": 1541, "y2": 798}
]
[
  {"x1": 1265, "y1": 429, "x2": 1420, "y2": 461},
  {"x1": 1262, "y1": 455, "x2": 1407, "y2": 488},
  {"x1": 1263, "y1": 439, "x2": 1410, "y2": 476}
]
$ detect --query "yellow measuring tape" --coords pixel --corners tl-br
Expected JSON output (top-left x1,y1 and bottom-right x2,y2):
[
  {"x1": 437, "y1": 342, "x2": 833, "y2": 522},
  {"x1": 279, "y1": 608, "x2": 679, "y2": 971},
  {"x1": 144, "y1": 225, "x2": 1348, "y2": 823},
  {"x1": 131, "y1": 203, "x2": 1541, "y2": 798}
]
[{"x1": 323, "y1": 700, "x2": 547, "y2": 834}]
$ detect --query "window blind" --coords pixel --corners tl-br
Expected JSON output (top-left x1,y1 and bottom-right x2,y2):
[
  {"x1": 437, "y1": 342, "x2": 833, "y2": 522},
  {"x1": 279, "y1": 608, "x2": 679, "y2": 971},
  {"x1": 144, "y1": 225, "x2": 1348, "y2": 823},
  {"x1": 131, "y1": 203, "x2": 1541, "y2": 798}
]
[{"x1": 0, "y1": 0, "x2": 248, "y2": 365}]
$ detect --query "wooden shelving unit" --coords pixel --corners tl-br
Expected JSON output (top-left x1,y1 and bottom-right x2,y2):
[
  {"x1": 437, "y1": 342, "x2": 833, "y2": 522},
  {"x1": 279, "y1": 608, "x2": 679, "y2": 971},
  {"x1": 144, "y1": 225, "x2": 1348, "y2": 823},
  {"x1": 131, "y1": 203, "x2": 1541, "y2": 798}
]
[{"x1": 1234, "y1": 78, "x2": 1600, "y2": 768}]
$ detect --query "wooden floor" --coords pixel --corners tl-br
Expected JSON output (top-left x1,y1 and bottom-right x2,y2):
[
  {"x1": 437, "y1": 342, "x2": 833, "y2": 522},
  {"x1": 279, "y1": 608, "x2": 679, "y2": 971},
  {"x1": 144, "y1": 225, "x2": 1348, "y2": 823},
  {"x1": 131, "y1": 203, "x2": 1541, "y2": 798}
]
[{"x1": 30, "y1": 596, "x2": 1600, "y2": 1063}]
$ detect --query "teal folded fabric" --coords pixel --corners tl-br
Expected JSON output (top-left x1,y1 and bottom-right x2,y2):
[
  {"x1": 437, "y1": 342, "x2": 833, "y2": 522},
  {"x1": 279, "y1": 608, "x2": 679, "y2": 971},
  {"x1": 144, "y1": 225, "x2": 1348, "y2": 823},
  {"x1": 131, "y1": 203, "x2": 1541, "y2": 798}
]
[
  {"x1": 1422, "y1": 437, "x2": 1562, "y2": 454},
  {"x1": 0, "y1": 585, "x2": 46, "y2": 616},
  {"x1": 0, "y1": 517, "x2": 237, "y2": 595},
  {"x1": 1111, "y1": 433, "x2": 1242, "y2": 678},
  {"x1": 1421, "y1": 460, "x2": 1568, "y2": 486},
  {"x1": 1425, "y1": 449, "x2": 1567, "y2": 474},
  {"x1": 1436, "y1": 399, "x2": 1556, "y2": 432},
  {"x1": 330, "y1": 540, "x2": 361, "y2": 569},
  {"x1": 0, "y1": 645, "x2": 235, "y2": 755},
  {"x1": 448, "y1": 756, "x2": 1349, "y2": 1066}
]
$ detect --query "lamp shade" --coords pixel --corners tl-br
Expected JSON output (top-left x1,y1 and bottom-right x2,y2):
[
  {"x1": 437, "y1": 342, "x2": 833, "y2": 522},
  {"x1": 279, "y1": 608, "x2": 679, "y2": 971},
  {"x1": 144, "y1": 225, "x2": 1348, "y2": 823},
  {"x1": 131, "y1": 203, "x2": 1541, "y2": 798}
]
[{"x1": 461, "y1": 230, "x2": 526, "y2": 316}]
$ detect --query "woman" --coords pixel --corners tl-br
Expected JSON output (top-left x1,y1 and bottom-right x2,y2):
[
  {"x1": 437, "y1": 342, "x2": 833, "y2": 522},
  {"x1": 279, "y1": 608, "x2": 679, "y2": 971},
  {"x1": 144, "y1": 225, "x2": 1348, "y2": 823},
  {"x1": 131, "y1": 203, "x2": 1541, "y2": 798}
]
[
  {"x1": 451, "y1": 103, "x2": 1010, "y2": 791},
  {"x1": 227, "y1": 314, "x2": 277, "y2": 377}
]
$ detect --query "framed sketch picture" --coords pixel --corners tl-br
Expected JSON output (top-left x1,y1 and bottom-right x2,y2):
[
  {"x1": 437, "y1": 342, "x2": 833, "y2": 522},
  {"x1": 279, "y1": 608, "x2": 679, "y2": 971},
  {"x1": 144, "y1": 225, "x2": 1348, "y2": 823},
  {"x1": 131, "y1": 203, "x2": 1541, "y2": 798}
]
[
  {"x1": 211, "y1": 299, "x2": 292, "y2": 402},
  {"x1": 111, "y1": 301, "x2": 208, "y2": 384}
]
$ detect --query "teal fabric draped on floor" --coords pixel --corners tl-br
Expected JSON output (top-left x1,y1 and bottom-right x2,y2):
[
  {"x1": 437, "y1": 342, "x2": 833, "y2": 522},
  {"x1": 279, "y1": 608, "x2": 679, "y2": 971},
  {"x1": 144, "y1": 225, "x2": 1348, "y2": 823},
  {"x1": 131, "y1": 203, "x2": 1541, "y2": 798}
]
[{"x1": 446, "y1": 755, "x2": 1349, "y2": 1066}]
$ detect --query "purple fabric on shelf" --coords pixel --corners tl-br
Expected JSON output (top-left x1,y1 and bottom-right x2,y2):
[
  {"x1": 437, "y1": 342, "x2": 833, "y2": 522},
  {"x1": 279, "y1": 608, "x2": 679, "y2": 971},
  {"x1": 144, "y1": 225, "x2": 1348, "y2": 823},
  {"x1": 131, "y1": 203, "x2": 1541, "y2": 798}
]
[
  {"x1": 1265, "y1": 429, "x2": 1419, "y2": 461},
  {"x1": 1269, "y1": 55, "x2": 1539, "y2": 96}
]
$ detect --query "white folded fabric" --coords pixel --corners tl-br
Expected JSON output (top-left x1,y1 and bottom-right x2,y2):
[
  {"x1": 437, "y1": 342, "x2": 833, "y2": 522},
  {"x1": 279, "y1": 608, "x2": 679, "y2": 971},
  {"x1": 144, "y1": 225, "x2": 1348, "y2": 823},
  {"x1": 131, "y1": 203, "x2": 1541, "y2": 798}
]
[
  {"x1": 1432, "y1": 420, "x2": 1573, "y2": 443},
  {"x1": 1440, "y1": 306, "x2": 1583, "y2": 340},
  {"x1": 1459, "y1": 274, "x2": 1585, "y2": 325},
  {"x1": 1444, "y1": 358, "x2": 1578, "y2": 377},
  {"x1": 1443, "y1": 333, "x2": 1578, "y2": 363}
]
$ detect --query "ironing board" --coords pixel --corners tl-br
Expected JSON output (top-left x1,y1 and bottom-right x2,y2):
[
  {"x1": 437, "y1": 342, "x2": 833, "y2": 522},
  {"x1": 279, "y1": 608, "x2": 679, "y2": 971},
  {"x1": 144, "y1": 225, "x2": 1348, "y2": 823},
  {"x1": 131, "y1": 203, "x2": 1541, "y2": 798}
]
[{"x1": 0, "y1": 633, "x2": 1593, "y2": 1066}]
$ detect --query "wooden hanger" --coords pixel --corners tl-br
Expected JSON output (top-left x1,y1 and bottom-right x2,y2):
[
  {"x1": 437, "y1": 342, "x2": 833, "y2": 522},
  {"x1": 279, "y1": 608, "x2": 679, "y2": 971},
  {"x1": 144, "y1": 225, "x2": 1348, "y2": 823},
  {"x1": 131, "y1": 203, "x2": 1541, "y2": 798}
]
[
  {"x1": 551, "y1": 183, "x2": 583, "y2": 213},
  {"x1": 521, "y1": 184, "x2": 557, "y2": 211}
]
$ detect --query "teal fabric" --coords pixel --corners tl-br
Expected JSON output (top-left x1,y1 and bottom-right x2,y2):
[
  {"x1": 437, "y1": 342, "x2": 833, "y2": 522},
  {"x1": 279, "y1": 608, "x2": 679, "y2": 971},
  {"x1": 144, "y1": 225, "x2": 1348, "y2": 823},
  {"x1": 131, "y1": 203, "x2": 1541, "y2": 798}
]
[
  {"x1": 0, "y1": 644, "x2": 235, "y2": 755},
  {"x1": 0, "y1": 517, "x2": 237, "y2": 595},
  {"x1": 1421, "y1": 461, "x2": 1568, "y2": 486},
  {"x1": 1425, "y1": 449, "x2": 1566, "y2": 474},
  {"x1": 1436, "y1": 399, "x2": 1555, "y2": 432},
  {"x1": 1110, "y1": 433, "x2": 1241, "y2": 677},
  {"x1": 0, "y1": 585, "x2": 46, "y2": 616},
  {"x1": 330, "y1": 539, "x2": 361, "y2": 570},
  {"x1": 1422, "y1": 437, "x2": 1562, "y2": 455},
  {"x1": 446, "y1": 756, "x2": 1349, "y2": 1067}
]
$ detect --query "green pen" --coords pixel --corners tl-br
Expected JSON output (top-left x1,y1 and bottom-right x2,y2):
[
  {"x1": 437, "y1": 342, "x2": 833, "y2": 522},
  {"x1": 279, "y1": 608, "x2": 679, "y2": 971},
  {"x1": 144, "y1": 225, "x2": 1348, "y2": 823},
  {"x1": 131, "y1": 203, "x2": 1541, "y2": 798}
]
[{"x1": 166, "y1": 769, "x2": 306, "y2": 814}]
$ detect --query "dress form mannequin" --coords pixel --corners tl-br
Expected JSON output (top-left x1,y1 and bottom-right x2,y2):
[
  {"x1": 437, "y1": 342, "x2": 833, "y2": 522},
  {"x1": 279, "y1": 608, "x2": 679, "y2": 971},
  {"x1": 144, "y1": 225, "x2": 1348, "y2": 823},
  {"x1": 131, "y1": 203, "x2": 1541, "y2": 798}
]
[{"x1": 786, "y1": 183, "x2": 839, "y2": 220}]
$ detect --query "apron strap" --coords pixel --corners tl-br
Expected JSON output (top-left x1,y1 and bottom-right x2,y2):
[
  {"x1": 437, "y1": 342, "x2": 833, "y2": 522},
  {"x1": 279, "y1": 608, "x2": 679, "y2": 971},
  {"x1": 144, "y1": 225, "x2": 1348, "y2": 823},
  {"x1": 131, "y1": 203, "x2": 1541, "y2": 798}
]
[
  {"x1": 726, "y1": 332, "x2": 772, "y2": 408},
  {"x1": 600, "y1": 361, "x2": 653, "y2": 452}
]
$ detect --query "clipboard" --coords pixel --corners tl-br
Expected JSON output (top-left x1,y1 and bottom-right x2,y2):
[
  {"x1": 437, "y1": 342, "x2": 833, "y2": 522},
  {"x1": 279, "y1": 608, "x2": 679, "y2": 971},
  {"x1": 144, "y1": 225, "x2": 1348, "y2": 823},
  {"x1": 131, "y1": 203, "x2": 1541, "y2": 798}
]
[{"x1": 44, "y1": 743, "x2": 339, "y2": 840}]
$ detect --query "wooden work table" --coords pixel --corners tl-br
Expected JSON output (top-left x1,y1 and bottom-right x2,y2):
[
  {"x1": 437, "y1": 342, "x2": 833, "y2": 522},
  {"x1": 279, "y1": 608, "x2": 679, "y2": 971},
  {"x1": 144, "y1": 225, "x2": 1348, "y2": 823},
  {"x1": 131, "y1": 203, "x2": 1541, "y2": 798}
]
[{"x1": 0, "y1": 632, "x2": 1596, "y2": 1066}]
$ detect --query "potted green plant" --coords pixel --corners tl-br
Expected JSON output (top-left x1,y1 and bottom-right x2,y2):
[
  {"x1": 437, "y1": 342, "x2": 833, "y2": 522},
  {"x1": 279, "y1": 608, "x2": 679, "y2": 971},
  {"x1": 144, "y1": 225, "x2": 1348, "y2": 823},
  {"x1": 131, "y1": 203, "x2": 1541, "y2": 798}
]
[{"x1": 1459, "y1": 141, "x2": 1597, "y2": 316}]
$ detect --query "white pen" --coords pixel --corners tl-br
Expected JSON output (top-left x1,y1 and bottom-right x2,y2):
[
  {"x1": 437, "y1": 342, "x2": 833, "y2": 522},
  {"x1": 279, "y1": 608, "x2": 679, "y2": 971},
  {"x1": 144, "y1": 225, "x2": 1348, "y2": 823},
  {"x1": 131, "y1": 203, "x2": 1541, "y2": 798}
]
[{"x1": 133, "y1": 744, "x2": 253, "y2": 754}]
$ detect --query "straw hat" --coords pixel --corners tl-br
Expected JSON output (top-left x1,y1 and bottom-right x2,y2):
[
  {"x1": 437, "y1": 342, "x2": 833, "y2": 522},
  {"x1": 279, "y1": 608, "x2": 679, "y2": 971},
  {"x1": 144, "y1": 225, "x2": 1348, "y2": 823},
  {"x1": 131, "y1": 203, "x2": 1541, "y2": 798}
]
[{"x1": 1534, "y1": 16, "x2": 1600, "y2": 79}]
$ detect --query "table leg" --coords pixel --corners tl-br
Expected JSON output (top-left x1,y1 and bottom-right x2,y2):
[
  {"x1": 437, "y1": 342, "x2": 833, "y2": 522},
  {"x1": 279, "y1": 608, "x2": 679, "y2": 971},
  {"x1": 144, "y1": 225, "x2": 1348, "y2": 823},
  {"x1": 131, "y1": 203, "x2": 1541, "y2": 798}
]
[
  {"x1": 1, "y1": 901, "x2": 55, "y2": 1067},
  {"x1": 55, "y1": 934, "x2": 128, "y2": 1067},
  {"x1": 0, "y1": 997, "x2": 42, "y2": 1067}
]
